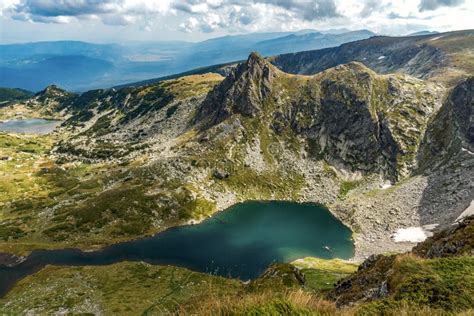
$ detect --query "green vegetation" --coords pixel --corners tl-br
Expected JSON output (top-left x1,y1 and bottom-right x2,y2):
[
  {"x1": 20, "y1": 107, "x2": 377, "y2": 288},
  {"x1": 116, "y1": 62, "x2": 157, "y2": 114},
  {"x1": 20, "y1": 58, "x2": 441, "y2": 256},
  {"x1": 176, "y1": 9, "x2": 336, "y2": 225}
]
[
  {"x1": 0, "y1": 132, "x2": 216, "y2": 254},
  {"x1": 355, "y1": 255, "x2": 474, "y2": 314},
  {"x1": 293, "y1": 258, "x2": 358, "y2": 274},
  {"x1": 330, "y1": 238, "x2": 474, "y2": 313},
  {"x1": 0, "y1": 262, "x2": 242, "y2": 315},
  {"x1": 0, "y1": 44, "x2": 473, "y2": 316},
  {"x1": 0, "y1": 88, "x2": 33, "y2": 105},
  {"x1": 2, "y1": 254, "x2": 471, "y2": 315},
  {"x1": 293, "y1": 258, "x2": 358, "y2": 293},
  {"x1": 160, "y1": 73, "x2": 223, "y2": 100},
  {"x1": 224, "y1": 167, "x2": 305, "y2": 201},
  {"x1": 0, "y1": 261, "x2": 343, "y2": 315},
  {"x1": 339, "y1": 181, "x2": 361, "y2": 198}
]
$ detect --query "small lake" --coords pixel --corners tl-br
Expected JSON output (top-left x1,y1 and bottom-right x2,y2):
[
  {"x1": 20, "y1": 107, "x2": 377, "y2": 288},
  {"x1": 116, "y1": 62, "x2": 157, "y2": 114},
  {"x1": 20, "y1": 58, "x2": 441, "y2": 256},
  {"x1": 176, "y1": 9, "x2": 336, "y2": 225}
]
[
  {"x1": 0, "y1": 201, "x2": 354, "y2": 296},
  {"x1": 0, "y1": 119, "x2": 61, "y2": 134}
]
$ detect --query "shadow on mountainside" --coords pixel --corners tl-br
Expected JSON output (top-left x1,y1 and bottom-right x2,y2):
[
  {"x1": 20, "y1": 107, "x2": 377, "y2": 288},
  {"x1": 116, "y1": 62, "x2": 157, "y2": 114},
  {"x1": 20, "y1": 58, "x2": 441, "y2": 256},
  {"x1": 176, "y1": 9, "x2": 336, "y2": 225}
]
[{"x1": 417, "y1": 77, "x2": 474, "y2": 227}]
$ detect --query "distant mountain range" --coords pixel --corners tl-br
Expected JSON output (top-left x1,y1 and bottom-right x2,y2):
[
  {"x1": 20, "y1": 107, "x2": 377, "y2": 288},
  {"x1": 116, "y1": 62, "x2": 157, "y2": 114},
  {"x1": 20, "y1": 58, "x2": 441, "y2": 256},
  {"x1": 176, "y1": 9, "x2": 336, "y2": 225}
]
[
  {"x1": 407, "y1": 30, "x2": 439, "y2": 36},
  {"x1": 0, "y1": 29, "x2": 376, "y2": 92}
]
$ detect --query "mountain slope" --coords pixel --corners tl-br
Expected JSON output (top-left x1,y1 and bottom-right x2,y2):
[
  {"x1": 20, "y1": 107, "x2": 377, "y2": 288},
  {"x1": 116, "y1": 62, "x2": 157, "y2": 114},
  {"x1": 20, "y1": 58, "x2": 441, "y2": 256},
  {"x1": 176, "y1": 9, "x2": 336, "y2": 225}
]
[
  {"x1": 254, "y1": 30, "x2": 375, "y2": 56},
  {"x1": 0, "y1": 88, "x2": 33, "y2": 106},
  {"x1": 270, "y1": 30, "x2": 474, "y2": 86},
  {"x1": 3, "y1": 52, "x2": 470, "y2": 264},
  {"x1": 1, "y1": 216, "x2": 472, "y2": 314},
  {"x1": 331, "y1": 216, "x2": 474, "y2": 312}
]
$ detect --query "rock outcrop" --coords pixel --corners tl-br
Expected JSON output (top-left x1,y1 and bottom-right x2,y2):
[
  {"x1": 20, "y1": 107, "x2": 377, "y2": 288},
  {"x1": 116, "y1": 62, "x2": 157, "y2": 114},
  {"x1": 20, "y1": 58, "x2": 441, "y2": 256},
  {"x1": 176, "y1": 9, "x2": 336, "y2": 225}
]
[
  {"x1": 197, "y1": 52, "x2": 276, "y2": 126},
  {"x1": 413, "y1": 216, "x2": 474, "y2": 258},
  {"x1": 418, "y1": 76, "x2": 474, "y2": 171},
  {"x1": 198, "y1": 55, "x2": 443, "y2": 180},
  {"x1": 330, "y1": 216, "x2": 474, "y2": 307}
]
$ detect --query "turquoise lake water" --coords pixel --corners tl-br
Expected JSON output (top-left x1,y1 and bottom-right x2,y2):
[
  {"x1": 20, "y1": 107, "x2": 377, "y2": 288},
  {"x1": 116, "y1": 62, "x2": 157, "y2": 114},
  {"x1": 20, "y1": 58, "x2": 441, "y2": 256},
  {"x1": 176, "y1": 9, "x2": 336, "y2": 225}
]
[{"x1": 0, "y1": 201, "x2": 354, "y2": 296}]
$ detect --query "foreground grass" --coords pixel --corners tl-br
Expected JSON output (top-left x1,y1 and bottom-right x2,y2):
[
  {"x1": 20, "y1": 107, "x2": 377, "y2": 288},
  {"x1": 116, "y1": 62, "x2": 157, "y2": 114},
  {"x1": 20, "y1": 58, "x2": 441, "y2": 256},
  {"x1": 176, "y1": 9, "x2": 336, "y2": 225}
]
[
  {"x1": 334, "y1": 254, "x2": 474, "y2": 314},
  {"x1": 1, "y1": 258, "x2": 470, "y2": 315},
  {"x1": 292, "y1": 258, "x2": 359, "y2": 293},
  {"x1": 0, "y1": 261, "x2": 345, "y2": 315},
  {"x1": 0, "y1": 262, "x2": 241, "y2": 315}
]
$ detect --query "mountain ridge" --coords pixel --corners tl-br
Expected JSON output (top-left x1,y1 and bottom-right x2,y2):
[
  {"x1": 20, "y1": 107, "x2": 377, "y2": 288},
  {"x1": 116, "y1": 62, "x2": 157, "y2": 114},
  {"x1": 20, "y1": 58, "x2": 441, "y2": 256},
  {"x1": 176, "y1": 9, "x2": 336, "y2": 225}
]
[
  {"x1": 2, "y1": 49, "x2": 470, "y2": 264},
  {"x1": 0, "y1": 30, "x2": 377, "y2": 91},
  {"x1": 0, "y1": 30, "x2": 473, "y2": 314}
]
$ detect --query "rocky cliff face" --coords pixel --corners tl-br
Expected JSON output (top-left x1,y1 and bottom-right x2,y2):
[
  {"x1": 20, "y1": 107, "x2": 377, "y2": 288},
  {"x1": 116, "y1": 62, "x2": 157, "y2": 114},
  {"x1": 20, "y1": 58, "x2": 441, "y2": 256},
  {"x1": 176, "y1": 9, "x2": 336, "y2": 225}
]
[
  {"x1": 419, "y1": 77, "x2": 474, "y2": 171},
  {"x1": 197, "y1": 55, "x2": 443, "y2": 180},
  {"x1": 197, "y1": 52, "x2": 276, "y2": 126},
  {"x1": 413, "y1": 216, "x2": 474, "y2": 258}
]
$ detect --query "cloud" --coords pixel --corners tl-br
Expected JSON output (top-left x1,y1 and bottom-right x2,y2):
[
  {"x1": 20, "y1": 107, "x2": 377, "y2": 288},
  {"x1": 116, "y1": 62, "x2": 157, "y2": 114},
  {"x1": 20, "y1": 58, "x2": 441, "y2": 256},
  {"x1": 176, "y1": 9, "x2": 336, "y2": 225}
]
[
  {"x1": 419, "y1": 0, "x2": 464, "y2": 11},
  {"x1": 1, "y1": 0, "x2": 473, "y2": 39},
  {"x1": 359, "y1": 0, "x2": 391, "y2": 18},
  {"x1": 172, "y1": 0, "x2": 340, "y2": 22},
  {"x1": 180, "y1": 16, "x2": 200, "y2": 32},
  {"x1": 172, "y1": 0, "x2": 342, "y2": 34},
  {"x1": 6, "y1": 0, "x2": 171, "y2": 25},
  {"x1": 256, "y1": 0, "x2": 340, "y2": 21},
  {"x1": 12, "y1": 0, "x2": 121, "y2": 22},
  {"x1": 178, "y1": 5, "x2": 259, "y2": 33}
]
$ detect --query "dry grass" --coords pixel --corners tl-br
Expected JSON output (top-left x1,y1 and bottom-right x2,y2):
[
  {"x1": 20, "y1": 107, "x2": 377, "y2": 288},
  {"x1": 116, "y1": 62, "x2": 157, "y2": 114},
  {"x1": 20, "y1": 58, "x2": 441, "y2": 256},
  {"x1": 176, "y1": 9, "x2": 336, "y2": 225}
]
[
  {"x1": 178, "y1": 289, "x2": 351, "y2": 315},
  {"x1": 161, "y1": 73, "x2": 224, "y2": 99}
]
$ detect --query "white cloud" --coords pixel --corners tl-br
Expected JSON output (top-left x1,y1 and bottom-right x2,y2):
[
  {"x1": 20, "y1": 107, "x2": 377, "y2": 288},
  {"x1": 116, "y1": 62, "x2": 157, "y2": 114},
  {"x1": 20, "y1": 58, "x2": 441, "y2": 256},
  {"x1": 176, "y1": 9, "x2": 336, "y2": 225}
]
[
  {"x1": 180, "y1": 16, "x2": 200, "y2": 33},
  {"x1": 0, "y1": 0, "x2": 473, "y2": 40}
]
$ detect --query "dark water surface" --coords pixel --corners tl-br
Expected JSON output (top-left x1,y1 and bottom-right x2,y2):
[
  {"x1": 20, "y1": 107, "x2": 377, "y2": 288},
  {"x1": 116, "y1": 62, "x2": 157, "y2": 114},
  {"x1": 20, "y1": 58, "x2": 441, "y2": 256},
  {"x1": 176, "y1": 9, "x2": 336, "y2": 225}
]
[
  {"x1": 0, "y1": 119, "x2": 61, "y2": 134},
  {"x1": 0, "y1": 201, "x2": 353, "y2": 296}
]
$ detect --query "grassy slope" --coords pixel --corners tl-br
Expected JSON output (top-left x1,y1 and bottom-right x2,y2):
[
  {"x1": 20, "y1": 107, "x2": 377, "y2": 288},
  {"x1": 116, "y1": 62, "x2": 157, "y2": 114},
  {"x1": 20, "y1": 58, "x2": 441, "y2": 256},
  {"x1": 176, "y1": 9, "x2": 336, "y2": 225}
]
[
  {"x1": 0, "y1": 133, "x2": 216, "y2": 255},
  {"x1": 0, "y1": 262, "x2": 242, "y2": 315},
  {"x1": 0, "y1": 88, "x2": 33, "y2": 106},
  {"x1": 356, "y1": 255, "x2": 474, "y2": 314},
  {"x1": 0, "y1": 260, "x2": 354, "y2": 315},
  {"x1": 0, "y1": 54, "x2": 472, "y2": 315},
  {"x1": 1, "y1": 255, "x2": 471, "y2": 315},
  {"x1": 0, "y1": 57, "x2": 444, "y2": 256},
  {"x1": 0, "y1": 74, "x2": 226, "y2": 255}
]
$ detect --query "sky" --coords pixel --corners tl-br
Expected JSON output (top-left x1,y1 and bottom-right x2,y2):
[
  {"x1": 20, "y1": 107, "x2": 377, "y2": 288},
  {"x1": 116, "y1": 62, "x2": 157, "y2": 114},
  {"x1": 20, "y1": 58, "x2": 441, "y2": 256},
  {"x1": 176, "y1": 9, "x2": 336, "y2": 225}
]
[{"x1": 0, "y1": 0, "x2": 473, "y2": 43}]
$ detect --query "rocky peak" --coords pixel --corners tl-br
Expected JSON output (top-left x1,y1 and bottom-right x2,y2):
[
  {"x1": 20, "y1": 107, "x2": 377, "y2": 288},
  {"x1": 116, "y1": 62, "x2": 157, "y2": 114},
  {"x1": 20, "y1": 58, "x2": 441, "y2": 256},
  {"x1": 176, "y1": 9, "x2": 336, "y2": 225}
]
[
  {"x1": 197, "y1": 52, "x2": 277, "y2": 126},
  {"x1": 35, "y1": 85, "x2": 72, "y2": 102},
  {"x1": 37, "y1": 85, "x2": 67, "y2": 96}
]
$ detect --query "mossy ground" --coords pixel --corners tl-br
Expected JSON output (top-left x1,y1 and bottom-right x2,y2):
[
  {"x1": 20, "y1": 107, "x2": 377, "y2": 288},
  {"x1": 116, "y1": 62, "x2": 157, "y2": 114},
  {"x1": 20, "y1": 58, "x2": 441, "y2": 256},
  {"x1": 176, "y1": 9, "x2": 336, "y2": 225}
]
[
  {"x1": 0, "y1": 261, "x2": 345, "y2": 315},
  {"x1": 0, "y1": 103, "x2": 61, "y2": 120},
  {"x1": 0, "y1": 132, "x2": 216, "y2": 255},
  {"x1": 0, "y1": 262, "x2": 242, "y2": 315},
  {"x1": 337, "y1": 254, "x2": 474, "y2": 314},
  {"x1": 292, "y1": 258, "x2": 358, "y2": 293},
  {"x1": 160, "y1": 73, "x2": 224, "y2": 100},
  {"x1": 1, "y1": 256, "x2": 470, "y2": 315}
]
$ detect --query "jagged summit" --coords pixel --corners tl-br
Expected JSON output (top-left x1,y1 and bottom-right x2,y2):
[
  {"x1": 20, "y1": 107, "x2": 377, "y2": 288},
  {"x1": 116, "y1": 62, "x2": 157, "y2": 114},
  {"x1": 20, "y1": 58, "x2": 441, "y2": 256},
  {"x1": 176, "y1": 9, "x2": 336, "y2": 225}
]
[
  {"x1": 245, "y1": 51, "x2": 269, "y2": 68},
  {"x1": 36, "y1": 84, "x2": 68, "y2": 96},
  {"x1": 194, "y1": 51, "x2": 445, "y2": 180},
  {"x1": 34, "y1": 84, "x2": 74, "y2": 103},
  {"x1": 197, "y1": 51, "x2": 277, "y2": 125}
]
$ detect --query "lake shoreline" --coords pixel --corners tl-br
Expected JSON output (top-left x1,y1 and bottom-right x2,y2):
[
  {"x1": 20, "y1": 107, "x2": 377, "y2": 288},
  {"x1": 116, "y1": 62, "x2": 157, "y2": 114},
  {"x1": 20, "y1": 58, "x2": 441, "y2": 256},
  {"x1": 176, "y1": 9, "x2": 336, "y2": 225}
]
[
  {"x1": 0, "y1": 118, "x2": 62, "y2": 135},
  {"x1": 0, "y1": 201, "x2": 354, "y2": 297}
]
